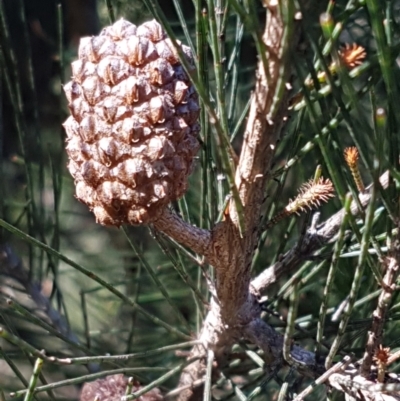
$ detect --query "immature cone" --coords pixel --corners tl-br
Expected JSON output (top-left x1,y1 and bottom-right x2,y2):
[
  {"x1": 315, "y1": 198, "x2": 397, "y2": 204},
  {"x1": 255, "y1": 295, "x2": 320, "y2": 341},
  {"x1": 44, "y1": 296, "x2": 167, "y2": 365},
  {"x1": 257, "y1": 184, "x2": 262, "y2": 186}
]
[{"x1": 63, "y1": 19, "x2": 200, "y2": 225}]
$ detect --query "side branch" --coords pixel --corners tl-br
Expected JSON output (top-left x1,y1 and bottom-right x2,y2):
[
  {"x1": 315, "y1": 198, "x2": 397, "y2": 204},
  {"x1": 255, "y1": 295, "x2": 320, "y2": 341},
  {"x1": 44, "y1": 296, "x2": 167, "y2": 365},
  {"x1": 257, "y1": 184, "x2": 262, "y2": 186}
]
[
  {"x1": 243, "y1": 318, "x2": 319, "y2": 372},
  {"x1": 252, "y1": 171, "x2": 390, "y2": 294},
  {"x1": 153, "y1": 208, "x2": 212, "y2": 257},
  {"x1": 361, "y1": 228, "x2": 400, "y2": 376}
]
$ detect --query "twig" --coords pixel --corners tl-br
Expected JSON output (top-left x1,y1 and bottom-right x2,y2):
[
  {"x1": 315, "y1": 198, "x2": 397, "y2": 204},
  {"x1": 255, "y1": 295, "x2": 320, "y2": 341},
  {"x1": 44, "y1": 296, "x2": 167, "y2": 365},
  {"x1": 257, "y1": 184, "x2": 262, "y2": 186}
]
[
  {"x1": 243, "y1": 318, "x2": 320, "y2": 377},
  {"x1": 329, "y1": 369, "x2": 400, "y2": 400},
  {"x1": 292, "y1": 355, "x2": 353, "y2": 401},
  {"x1": 0, "y1": 221, "x2": 187, "y2": 339},
  {"x1": 251, "y1": 171, "x2": 390, "y2": 294},
  {"x1": 361, "y1": 233, "x2": 400, "y2": 376},
  {"x1": 23, "y1": 358, "x2": 43, "y2": 401},
  {"x1": 0, "y1": 244, "x2": 80, "y2": 345},
  {"x1": 11, "y1": 366, "x2": 170, "y2": 398},
  {"x1": 164, "y1": 379, "x2": 205, "y2": 399},
  {"x1": 388, "y1": 350, "x2": 400, "y2": 366}
]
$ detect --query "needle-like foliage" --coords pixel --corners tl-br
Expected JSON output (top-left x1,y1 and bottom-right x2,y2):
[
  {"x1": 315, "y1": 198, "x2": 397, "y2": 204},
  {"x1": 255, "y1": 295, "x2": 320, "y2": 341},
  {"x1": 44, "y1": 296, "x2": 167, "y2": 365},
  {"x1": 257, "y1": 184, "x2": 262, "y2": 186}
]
[{"x1": 1, "y1": 0, "x2": 400, "y2": 400}]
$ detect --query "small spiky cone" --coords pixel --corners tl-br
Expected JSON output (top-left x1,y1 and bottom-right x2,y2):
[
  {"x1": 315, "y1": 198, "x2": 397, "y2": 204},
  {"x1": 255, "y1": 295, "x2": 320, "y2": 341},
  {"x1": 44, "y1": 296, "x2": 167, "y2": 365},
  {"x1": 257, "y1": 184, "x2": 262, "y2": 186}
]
[
  {"x1": 63, "y1": 19, "x2": 200, "y2": 225},
  {"x1": 339, "y1": 43, "x2": 366, "y2": 68},
  {"x1": 374, "y1": 345, "x2": 391, "y2": 383},
  {"x1": 266, "y1": 177, "x2": 335, "y2": 228},
  {"x1": 80, "y1": 374, "x2": 163, "y2": 401},
  {"x1": 344, "y1": 146, "x2": 365, "y2": 192}
]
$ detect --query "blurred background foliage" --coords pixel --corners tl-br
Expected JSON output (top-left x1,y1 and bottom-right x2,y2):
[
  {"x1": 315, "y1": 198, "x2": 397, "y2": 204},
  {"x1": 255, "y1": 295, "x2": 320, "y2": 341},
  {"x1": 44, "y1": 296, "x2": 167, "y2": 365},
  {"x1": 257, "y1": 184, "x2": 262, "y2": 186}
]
[{"x1": 1, "y1": 0, "x2": 400, "y2": 400}]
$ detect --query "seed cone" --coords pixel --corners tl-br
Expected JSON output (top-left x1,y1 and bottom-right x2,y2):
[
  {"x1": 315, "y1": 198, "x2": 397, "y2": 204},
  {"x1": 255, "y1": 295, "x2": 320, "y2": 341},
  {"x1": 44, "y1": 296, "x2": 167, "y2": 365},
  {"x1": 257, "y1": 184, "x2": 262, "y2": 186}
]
[{"x1": 63, "y1": 19, "x2": 200, "y2": 225}]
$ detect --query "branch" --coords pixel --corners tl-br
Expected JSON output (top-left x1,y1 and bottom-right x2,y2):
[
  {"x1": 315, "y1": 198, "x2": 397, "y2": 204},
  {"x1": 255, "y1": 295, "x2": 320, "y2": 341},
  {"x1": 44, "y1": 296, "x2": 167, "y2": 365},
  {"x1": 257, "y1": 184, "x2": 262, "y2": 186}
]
[
  {"x1": 252, "y1": 171, "x2": 390, "y2": 294},
  {"x1": 153, "y1": 208, "x2": 212, "y2": 257},
  {"x1": 329, "y1": 369, "x2": 400, "y2": 400},
  {"x1": 243, "y1": 318, "x2": 319, "y2": 374},
  {"x1": 154, "y1": 0, "x2": 301, "y2": 320},
  {"x1": 221, "y1": 0, "x2": 296, "y2": 306},
  {"x1": 293, "y1": 356, "x2": 353, "y2": 401},
  {"x1": 0, "y1": 244, "x2": 77, "y2": 343},
  {"x1": 234, "y1": 0, "x2": 293, "y2": 229},
  {"x1": 0, "y1": 244, "x2": 100, "y2": 372},
  {"x1": 361, "y1": 229, "x2": 400, "y2": 376}
]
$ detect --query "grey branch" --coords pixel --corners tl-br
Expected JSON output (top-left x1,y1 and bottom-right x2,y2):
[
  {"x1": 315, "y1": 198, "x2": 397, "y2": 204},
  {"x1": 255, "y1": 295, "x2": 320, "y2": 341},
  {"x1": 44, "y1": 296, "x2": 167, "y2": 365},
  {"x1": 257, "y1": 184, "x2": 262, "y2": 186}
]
[
  {"x1": 252, "y1": 171, "x2": 390, "y2": 295},
  {"x1": 0, "y1": 244, "x2": 76, "y2": 342},
  {"x1": 329, "y1": 369, "x2": 400, "y2": 401},
  {"x1": 361, "y1": 228, "x2": 400, "y2": 376},
  {"x1": 0, "y1": 244, "x2": 99, "y2": 373},
  {"x1": 293, "y1": 356, "x2": 353, "y2": 401}
]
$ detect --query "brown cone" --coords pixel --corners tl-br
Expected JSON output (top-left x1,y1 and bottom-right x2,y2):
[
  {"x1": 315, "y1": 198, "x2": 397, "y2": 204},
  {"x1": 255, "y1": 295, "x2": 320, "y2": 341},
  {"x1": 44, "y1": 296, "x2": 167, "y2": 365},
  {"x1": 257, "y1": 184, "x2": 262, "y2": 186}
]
[{"x1": 64, "y1": 19, "x2": 200, "y2": 226}]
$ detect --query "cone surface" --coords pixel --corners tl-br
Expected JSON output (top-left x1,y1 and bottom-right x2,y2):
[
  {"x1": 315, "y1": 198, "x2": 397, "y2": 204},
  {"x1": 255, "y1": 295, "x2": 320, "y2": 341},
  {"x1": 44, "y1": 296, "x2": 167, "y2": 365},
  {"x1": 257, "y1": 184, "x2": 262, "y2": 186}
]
[{"x1": 64, "y1": 19, "x2": 200, "y2": 225}]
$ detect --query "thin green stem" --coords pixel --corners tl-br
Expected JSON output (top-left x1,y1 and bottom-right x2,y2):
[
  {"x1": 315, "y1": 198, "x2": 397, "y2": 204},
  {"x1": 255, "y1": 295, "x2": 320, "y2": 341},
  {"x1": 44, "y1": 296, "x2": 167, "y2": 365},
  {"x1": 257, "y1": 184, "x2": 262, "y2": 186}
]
[
  {"x1": 23, "y1": 358, "x2": 43, "y2": 401},
  {"x1": 63, "y1": 340, "x2": 199, "y2": 365},
  {"x1": 5, "y1": 297, "x2": 93, "y2": 356},
  {"x1": 203, "y1": 349, "x2": 214, "y2": 401},
  {"x1": 0, "y1": 345, "x2": 29, "y2": 388},
  {"x1": 122, "y1": 357, "x2": 200, "y2": 401},
  {"x1": 172, "y1": 0, "x2": 196, "y2": 57},
  {"x1": 148, "y1": 0, "x2": 245, "y2": 233},
  {"x1": 283, "y1": 282, "x2": 299, "y2": 366},
  {"x1": 12, "y1": 367, "x2": 169, "y2": 397},
  {"x1": 105, "y1": 0, "x2": 116, "y2": 23},
  {"x1": 325, "y1": 182, "x2": 377, "y2": 368},
  {"x1": 122, "y1": 227, "x2": 190, "y2": 333},
  {"x1": 316, "y1": 195, "x2": 352, "y2": 358}
]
